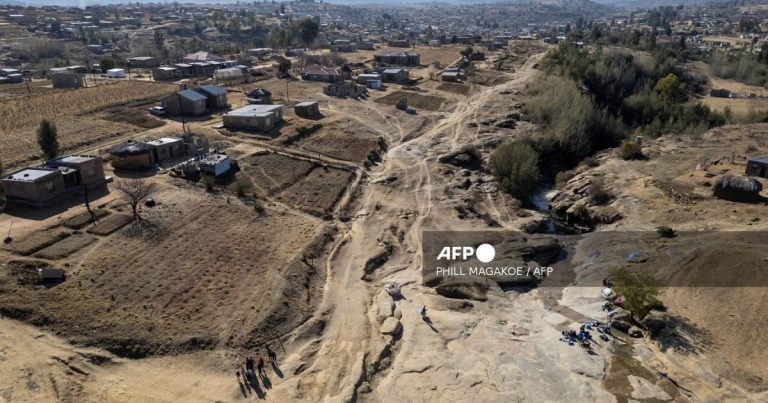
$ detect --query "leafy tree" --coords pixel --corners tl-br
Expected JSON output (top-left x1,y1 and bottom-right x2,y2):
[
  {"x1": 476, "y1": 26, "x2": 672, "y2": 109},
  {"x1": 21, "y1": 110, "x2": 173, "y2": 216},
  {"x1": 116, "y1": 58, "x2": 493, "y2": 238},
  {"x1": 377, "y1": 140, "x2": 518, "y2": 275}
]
[
  {"x1": 654, "y1": 74, "x2": 686, "y2": 105},
  {"x1": 459, "y1": 46, "x2": 474, "y2": 57},
  {"x1": 295, "y1": 17, "x2": 320, "y2": 47},
  {"x1": 611, "y1": 267, "x2": 664, "y2": 320},
  {"x1": 489, "y1": 141, "x2": 540, "y2": 199},
  {"x1": 100, "y1": 57, "x2": 115, "y2": 72},
  {"x1": 36, "y1": 119, "x2": 59, "y2": 160}
]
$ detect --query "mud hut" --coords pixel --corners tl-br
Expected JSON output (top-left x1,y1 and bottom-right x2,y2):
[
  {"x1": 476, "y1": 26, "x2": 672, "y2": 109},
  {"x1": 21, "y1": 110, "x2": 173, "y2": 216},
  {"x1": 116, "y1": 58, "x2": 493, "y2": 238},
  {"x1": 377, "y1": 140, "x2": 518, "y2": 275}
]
[
  {"x1": 109, "y1": 140, "x2": 155, "y2": 170},
  {"x1": 713, "y1": 175, "x2": 763, "y2": 202}
]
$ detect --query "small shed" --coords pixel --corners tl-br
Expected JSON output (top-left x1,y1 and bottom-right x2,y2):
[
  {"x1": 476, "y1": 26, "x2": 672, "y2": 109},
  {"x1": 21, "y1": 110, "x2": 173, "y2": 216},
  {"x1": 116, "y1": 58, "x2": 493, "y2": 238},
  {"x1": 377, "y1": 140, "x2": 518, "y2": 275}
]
[
  {"x1": 745, "y1": 156, "x2": 768, "y2": 178},
  {"x1": 381, "y1": 68, "x2": 408, "y2": 83},
  {"x1": 246, "y1": 88, "x2": 272, "y2": 104},
  {"x1": 152, "y1": 66, "x2": 178, "y2": 81},
  {"x1": 109, "y1": 140, "x2": 156, "y2": 170},
  {"x1": 294, "y1": 101, "x2": 320, "y2": 118},
  {"x1": 199, "y1": 154, "x2": 231, "y2": 177},
  {"x1": 51, "y1": 72, "x2": 84, "y2": 88}
]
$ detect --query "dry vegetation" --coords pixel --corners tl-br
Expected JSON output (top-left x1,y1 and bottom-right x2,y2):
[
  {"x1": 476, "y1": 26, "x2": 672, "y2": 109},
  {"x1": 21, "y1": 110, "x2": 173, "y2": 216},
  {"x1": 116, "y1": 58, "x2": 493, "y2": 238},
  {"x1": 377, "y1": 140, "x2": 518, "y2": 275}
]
[
  {"x1": 0, "y1": 81, "x2": 176, "y2": 132},
  {"x1": 0, "y1": 197, "x2": 328, "y2": 357},
  {"x1": 275, "y1": 166, "x2": 354, "y2": 216}
]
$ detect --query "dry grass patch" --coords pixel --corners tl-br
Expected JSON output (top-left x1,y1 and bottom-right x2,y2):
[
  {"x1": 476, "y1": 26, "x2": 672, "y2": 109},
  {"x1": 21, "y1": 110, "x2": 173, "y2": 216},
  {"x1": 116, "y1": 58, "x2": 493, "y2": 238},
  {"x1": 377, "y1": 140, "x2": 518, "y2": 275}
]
[
  {"x1": 64, "y1": 209, "x2": 111, "y2": 229},
  {"x1": 240, "y1": 152, "x2": 316, "y2": 196}
]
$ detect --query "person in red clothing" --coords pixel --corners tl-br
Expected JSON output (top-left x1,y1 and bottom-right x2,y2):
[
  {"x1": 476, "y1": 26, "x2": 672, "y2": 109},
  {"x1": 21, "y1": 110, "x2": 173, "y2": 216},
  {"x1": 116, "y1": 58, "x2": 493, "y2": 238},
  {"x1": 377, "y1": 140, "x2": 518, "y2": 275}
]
[{"x1": 257, "y1": 356, "x2": 265, "y2": 375}]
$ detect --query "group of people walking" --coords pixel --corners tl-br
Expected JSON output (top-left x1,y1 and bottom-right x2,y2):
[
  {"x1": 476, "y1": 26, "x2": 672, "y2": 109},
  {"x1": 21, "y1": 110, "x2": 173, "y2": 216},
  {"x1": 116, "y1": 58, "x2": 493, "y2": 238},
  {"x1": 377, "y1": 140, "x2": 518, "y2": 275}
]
[{"x1": 236, "y1": 346, "x2": 279, "y2": 397}]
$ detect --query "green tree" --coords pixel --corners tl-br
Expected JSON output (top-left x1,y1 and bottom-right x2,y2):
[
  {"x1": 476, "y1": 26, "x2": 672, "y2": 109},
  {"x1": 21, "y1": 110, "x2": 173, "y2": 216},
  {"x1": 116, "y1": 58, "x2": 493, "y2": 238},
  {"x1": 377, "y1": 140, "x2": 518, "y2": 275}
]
[
  {"x1": 295, "y1": 16, "x2": 320, "y2": 47},
  {"x1": 654, "y1": 74, "x2": 686, "y2": 105},
  {"x1": 459, "y1": 46, "x2": 474, "y2": 58},
  {"x1": 99, "y1": 57, "x2": 115, "y2": 72},
  {"x1": 489, "y1": 141, "x2": 540, "y2": 199},
  {"x1": 612, "y1": 267, "x2": 664, "y2": 320},
  {"x1": 36, "y1": 119, "x2": 59, "y2": 160}
]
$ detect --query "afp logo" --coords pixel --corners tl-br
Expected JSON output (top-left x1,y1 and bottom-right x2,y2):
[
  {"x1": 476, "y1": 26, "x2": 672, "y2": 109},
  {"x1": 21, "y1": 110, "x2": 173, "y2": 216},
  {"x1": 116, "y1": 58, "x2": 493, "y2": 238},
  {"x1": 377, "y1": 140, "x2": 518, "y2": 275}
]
[{"x1": 436, "y1": 243, "x2": 496, "y2": 263}]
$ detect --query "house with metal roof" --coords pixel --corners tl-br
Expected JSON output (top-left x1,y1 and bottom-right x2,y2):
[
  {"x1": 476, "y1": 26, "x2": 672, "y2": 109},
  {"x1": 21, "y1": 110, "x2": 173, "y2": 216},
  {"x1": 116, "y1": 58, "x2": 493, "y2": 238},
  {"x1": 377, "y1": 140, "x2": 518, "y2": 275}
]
[
  {"x1": 223, "y1": 104, "x2": 284, "y2": 132},
  {"x1": 194, "y1": 84, "x2": 228, "y2": 109},
  {"x1": 161, "y1": 89, "x2": 208, "y2": 116},
  {"x1": 746, "y1": 156, "x2": 768, "y2": 178}
]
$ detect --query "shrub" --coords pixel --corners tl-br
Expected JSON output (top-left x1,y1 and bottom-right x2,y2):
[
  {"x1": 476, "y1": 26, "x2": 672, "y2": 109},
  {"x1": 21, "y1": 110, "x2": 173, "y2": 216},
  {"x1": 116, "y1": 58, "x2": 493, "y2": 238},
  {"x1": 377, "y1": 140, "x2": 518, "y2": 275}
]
[
  {"x1": 202, "y1": 174, "x2": 215, "y2": 192},
  {"x1": 253, "y1": 199, "x2": 265, "y2": 215},
  {"x1": 234, "y1": 176, "x2": 252, "y2": 197},
  {"x1": 489, "y1": 141, "x2": 540, "y2": 199},
  {"x1": 581, "y1": 157, "x2": 600, "y2": 168},
  {"x1": 619, "y1": 141, "x2": 644, "y2": 160},
  {"x1": 589, "y1": 179, "x2": 613, "y2": 205},
  {"x1": 656, "y1": 225, "x2": 676, "y2": 238},
  {"x1": 555, "y1": 170, "x2": 575, "y2": 189}
]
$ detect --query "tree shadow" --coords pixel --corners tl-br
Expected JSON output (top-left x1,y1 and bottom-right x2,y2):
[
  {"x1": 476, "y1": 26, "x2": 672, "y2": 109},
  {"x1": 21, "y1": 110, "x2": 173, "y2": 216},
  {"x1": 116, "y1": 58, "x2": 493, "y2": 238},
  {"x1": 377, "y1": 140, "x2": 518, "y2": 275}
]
[{"x1": 651, "y1": 314, "x2": 711, "y2": 355}]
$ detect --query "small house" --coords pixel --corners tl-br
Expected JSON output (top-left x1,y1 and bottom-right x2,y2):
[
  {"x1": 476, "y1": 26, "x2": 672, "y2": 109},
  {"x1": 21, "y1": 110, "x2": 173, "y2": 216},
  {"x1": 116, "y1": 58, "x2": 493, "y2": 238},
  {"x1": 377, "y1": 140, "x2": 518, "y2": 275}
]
[
  {"x1": 324, "y1": 81, "x2": 367, "y2": 98},
  {"x1": 109, "y1": 140, "x2": 156, "y2": 170},
  {"x1": 146, "y1": 137, "x2": 185, "y2": 162},
  {"x1": 374, "y1": 50, "x2": 420, "y2": 66},
  {"x1": 86, "y1": 44, "x2": 104, "y2": 54},
  {"x1": 442, "y1": 70, "x2": 460, "y2": 82},
  {"x1": 195, "y1": 84, "x2": 228, "y2": 110},
  {"x1": 223, "y1": 104, "x2": 283, "y2": 132},
  {"x1": 46, "y1": 155, "x2": 106, "y2": 188},
  {"x1": 745, "y1": 156, "x2": 768, "y2": 178},
  {"x1": 381, "y1": 68, "x2": 409, "y2": 83},
  {"x1": 301, "y1": 65, "x2": 345, "y2": 83},
  {"x1": 152, "y1": 66, "x2": 178, "y2": 81},
  {"x1": 183, "y1": 51, "x2": 224, "y2": 63},
  {"x1": 51, "y1": 72, "x2": 84, "y2": 88},
  {"x1": 357, "y1": 74, "x2": 382, "y2": 89},
  {"x1": 5, "y1": 73, "x2": 23, "y2": 83},
  {"x1": 38, "y1": 267, "x2": 65, "y2": 282},
  {"x1": 127, "y1": 56, "x2": 159, "y2": 68},
  {"x1": 246, "y1": 88, "x2": 272, "y2": 104},
  {"x1": 294, "y1": 101, "x2": 320, "y2": 118},
  {"x1": 161, "y1": 89, "x2": 208, "y2": 116},
  {"x1": 198, "y1": 154, "x2": 231, "y2": 177},
  {"x1": 1, "y1": 168, "x2": 67, "y2": 206}
]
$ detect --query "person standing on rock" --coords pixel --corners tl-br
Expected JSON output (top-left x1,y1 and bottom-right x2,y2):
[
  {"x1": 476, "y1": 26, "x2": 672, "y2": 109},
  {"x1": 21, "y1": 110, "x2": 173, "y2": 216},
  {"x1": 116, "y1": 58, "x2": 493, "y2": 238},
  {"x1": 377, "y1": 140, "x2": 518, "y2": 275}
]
[{"x1": 420, "y1": 305, "x2": 428, "y2": 318}]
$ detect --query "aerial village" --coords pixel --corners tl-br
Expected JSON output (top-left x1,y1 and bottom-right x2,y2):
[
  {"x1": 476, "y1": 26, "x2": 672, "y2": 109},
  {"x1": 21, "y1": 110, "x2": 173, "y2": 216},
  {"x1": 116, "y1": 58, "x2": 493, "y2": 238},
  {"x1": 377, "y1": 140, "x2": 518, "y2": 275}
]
[{"x1": 2, "y1": 0, "x2": 768, "y2": 402}]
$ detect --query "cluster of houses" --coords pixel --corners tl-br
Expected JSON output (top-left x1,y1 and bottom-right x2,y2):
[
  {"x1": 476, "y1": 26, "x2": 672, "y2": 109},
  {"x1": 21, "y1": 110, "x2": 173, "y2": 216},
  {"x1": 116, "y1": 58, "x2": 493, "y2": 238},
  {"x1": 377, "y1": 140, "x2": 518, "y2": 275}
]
[
  {"x1": 1, "y1": 155, "x2": 109, "y2": 207},
  {"x1": 109, "y1": 135, "x2": 234, "y2": 180}
]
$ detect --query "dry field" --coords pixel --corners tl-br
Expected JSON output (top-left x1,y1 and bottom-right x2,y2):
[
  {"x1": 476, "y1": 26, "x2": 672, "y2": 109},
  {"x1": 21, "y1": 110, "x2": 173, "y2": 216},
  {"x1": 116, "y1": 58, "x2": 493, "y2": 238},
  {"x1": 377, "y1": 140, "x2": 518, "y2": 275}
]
[
  {"x1": 298, "y1": 127, "x2": 382, "y2": 163},
  {"x1": 275, "y1": 166, "x2": 354, "y2": 216},
  {"x1": 240, "y1": 152, "x2": 317, "y2": 196},
  {"x1": 0, "y1": 80, "x2": 64, "y2": 100},
  {"x1": 0, "y1": 81, "x2": 176, "y2": 167},
  {"x1": 0, "y1": 193, "x2": 328, "y2": 357},
  {"x1": 2, "y1": 117, "x2": 145, "y2": 168},
  {"x1": 0, "y1": 81, "x2": 176, "y2": 133}
]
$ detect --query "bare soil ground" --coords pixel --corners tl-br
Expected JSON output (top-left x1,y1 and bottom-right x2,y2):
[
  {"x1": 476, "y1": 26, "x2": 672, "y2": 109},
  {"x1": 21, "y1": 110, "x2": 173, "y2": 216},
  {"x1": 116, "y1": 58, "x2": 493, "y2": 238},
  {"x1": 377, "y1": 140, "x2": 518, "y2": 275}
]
[
  {"x1": 374, "y1": 90, "x2": 447, "y2": 111},
  {"x1": 86, "y1": 214, "x2": 134, "y2": 236}
]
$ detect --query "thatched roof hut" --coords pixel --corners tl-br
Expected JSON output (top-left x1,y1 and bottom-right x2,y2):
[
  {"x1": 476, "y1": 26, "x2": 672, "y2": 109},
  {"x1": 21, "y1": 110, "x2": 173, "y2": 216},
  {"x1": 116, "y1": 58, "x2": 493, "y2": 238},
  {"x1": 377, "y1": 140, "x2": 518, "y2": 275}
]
[{"x1": 713, "y1": 175, "x2": 763, "y2": 202}]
